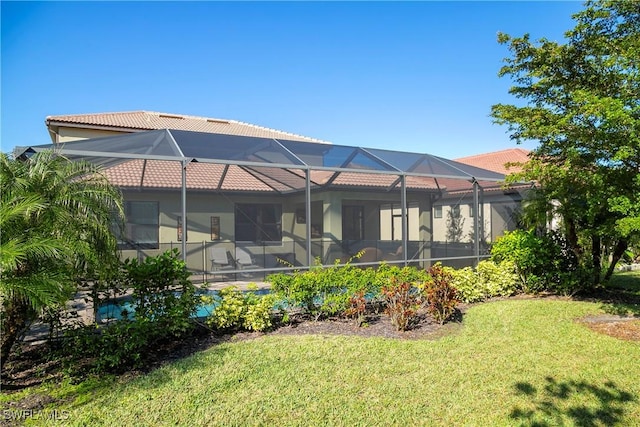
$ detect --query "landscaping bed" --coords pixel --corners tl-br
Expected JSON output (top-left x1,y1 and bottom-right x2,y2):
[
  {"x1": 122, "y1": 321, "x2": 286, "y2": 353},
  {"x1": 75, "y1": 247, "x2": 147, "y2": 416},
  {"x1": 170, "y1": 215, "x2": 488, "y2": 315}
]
[{"x1": 3, "y1": 293, "x2": 637, "y2": 396}]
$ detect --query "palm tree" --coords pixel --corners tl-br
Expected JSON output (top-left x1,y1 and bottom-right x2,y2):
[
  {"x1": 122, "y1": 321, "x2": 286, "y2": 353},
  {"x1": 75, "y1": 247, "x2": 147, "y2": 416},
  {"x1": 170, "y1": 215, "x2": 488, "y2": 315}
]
[{"x1": 0, "y1": 151, "x2": 124, "y2": 369}]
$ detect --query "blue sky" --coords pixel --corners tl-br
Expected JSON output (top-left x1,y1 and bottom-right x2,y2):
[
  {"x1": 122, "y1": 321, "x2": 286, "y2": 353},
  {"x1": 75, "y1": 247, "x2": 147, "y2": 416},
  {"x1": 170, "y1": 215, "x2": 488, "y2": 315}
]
[{"x1": 1, "y1": 1, "x2": 584, "y2": 159}]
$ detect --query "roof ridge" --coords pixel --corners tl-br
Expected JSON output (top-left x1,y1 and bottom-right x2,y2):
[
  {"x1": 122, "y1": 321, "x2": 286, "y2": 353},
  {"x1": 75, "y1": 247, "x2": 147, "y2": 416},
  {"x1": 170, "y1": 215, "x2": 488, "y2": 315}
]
[
  {"x1": 231, "y1": 118, "x2": 328, "y2": 143},
  {"x1": 142, "y1": 110, "x2": 230, "y2": 121},
  {"x1": 455, "y1": 147, "x2": 530, "y2": 161}
]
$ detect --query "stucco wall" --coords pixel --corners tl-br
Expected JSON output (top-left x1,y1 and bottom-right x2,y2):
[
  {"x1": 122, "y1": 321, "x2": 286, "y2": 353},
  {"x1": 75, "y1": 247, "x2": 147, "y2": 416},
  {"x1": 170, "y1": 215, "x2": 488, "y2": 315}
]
[
  {"x1": 432, "y1": 193, "x2": 521, "y2": 243},
  {"x1": 54, "y1": 126, "x2": 124, "y2": 143}
]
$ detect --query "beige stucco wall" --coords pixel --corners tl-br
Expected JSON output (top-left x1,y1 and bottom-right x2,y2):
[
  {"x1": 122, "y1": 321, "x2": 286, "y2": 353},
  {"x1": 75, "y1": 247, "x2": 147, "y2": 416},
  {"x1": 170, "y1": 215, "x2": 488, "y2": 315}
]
[
  {"x1": 432, "y1": 193, "x2": 521, "y2": 243},
  {"x1": 53, "y1": 126, "x2": 125, "y2": 143}
]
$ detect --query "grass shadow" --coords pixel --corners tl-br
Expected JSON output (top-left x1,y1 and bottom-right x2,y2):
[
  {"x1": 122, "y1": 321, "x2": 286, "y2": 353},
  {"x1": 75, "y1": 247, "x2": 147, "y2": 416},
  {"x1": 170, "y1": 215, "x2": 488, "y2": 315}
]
[
  {"x1": 578, "y1": 270, "x2": 640, "y2": 316},
  {"x1": 510, "y1": 377, "x2": 636, "y2": 426}
]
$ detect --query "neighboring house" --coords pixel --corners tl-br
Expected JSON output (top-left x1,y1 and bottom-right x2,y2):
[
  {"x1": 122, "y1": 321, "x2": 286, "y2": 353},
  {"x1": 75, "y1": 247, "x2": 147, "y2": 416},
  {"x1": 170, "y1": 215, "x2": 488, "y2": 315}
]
[
  {"x1": 455, "y1": 148, "x2": 530, "y2": 175},
  {"x1": 430, "y1": 148, "x2": 531, "y2": 253},
  {"x1": 38, "y1": 111, "x2": 512, "y2": 276}
]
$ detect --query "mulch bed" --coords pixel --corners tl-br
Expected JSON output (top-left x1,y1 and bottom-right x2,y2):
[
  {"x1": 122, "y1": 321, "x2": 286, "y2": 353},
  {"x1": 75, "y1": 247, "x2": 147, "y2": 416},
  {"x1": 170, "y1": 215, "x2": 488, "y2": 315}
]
[{"x1": 579, "y1": 314, "x2": 640, "y2": 341}]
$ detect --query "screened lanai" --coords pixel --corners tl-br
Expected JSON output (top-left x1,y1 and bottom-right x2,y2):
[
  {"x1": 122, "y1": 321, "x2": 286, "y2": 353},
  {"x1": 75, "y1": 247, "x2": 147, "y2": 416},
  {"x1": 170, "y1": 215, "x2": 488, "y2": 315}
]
[{"x1": 16, "y1": 129, "x2": 518, "y2": 281}]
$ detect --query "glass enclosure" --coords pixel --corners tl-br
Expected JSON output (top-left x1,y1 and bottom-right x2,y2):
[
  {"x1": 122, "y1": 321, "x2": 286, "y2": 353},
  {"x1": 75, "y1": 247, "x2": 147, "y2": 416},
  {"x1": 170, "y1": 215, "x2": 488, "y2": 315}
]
[{"x1": 16, "y1": 129, "x2": 523, "y2": 282}]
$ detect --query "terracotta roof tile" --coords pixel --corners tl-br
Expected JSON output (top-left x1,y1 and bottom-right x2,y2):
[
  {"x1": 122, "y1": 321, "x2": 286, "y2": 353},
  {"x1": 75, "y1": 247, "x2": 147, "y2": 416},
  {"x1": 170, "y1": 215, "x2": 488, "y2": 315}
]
[
  {"x1": 455, "y1": 148, "x2": 530, "y2": 175},
  {"x1": 46, "y1": 111, "x2": 329, "y2": 144},
  {"x1": 436, "y1": 177, "x2": 507, "y2": 194},
  {"x1": 329, "y1": 172, "x2": 438, "y2": 190},
  {"x1": 104, "y1": 160, "x2": 275, "y2": 192},
  {"x1": 103, "y1": 160, "x2": 441, "y2": 192}
]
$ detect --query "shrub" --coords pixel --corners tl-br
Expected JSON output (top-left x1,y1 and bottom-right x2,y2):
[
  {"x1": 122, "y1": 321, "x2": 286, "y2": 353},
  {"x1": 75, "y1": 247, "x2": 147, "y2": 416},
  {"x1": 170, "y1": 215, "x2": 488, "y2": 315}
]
[
  {"x1": 491, "y1": 230, "x2": 582, "y2": 295},
  {"x1": 382, "y1": 278, "x2": 420, "y2": 331},
  {"x1": 206, "y1": 285, "x2": 275, "y2": 332},
  {"x1": 207, "y1": 286, "x2": 245, "y2": 329},
  {"x1": 344, "y1": 291, "x2": 367, "y2": 326},
  {"x1": 60, "y1": 250, "x2": 199, "y2": 374},
  {"x1": 491, "y1": 230, "x2": 544, "y2": 292},
  {"x1": 423, "y1": 264, "x2": 459, "y2": 325},
  {"x1": 375, "y1": 263, "x2": 430, "y2": 288},
  {"x1": 243, "y1": 291, "x2": 276, "y2": 332},
  {"x1": 476, "y1": 260, "x2": 519, "y2": 297},
  {"x1": 63, "y1": 318, "x2": 158, "y2": 374},
  {"x1": 445, "y1": 266, "x2": 480, "y2": 303},
  {"x1": 123, "y1": 248, "x2": 198, "y2": 337},
  {"x1": 269, "y1": 257, "x2": 430, "y2": 321},
  {"x1": 447, "y1": 260, "x2": 519, "y2": 303},
  {"x1": 269, "y1": 255, "x2": 378, "y2": 320}
]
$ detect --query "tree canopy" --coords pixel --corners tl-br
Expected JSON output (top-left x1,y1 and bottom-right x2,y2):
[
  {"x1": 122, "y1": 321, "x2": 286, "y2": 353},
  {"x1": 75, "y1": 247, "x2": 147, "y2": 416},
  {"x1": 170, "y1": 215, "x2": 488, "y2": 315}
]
[
  {"x1": 0, "y1": 151, "x2": 124, "y2": 368},
  {"x1": 491, "y1": 0, "x2": 640, "y2": 284}
]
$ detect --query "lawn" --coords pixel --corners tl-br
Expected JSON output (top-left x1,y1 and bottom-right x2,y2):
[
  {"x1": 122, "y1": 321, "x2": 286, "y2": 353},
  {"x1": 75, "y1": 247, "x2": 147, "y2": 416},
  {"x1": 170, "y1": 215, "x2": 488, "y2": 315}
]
[{"x1": 2, "y1": 272, "x2": 639, "y2": 426}]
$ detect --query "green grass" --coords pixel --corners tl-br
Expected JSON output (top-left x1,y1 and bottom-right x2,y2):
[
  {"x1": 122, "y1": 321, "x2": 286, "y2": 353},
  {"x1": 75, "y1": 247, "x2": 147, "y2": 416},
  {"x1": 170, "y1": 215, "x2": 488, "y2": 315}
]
[
  {"x1": 4, "y1": 297, "x2": 639, "y2": 426},
  {"x1": 600, "y1": 269, "x2": 640, "y2": 316},
  {"x1": 607, "y1": 269, "x2": 640, "y2": 295}
]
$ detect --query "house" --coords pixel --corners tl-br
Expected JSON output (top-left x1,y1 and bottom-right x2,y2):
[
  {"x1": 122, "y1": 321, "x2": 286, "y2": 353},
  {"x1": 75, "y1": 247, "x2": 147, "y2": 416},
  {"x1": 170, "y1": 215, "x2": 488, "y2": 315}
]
[{"x1": 32, "y1": 111, "x2": 514, "y2": 278}]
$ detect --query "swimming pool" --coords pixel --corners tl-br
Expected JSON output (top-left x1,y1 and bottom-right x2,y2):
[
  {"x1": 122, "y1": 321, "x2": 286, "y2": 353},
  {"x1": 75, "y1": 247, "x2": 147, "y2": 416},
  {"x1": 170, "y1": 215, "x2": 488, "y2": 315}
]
[{"x1": 96, "y1": 288, "x2": 271, "y2": 322}]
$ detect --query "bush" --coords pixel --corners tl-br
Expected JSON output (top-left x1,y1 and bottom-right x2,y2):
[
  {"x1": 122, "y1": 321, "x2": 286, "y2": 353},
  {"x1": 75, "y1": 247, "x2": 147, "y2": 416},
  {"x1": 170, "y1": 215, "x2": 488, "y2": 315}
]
[
  {"x1": 60, "y1": 250, "x2": 199, "y2": 374},
  {"x1": 491, "y1": 230, "x2": 583, "y2": 295},
  {"x1": 422, "y1": 264, "x2": 459, "y2": 325},
  {"x1": 491, "y1": 230, "x2": 544, "y2": 292},
  {"x1": 123, "y1": 248, "x2": 198, "y2": 337},
  {"x1": 268, "y1": 257, "x2": 430, "y2": 320},
  {"x1": 476, "y1": 260, "x2": 519, "y2": 297},
  {"x1": 445, "y1": 266, "x2": 482, "y2": 303},
  {"x1": 344, "y1": 291, "x2": 367, "y2": 326},
  {"x1": 447, "y1": 260, "x2": 519, "y2": 303},
  {"x1": 206, "y1": 285, "x2": 275, "y2": 332},
  {"x1": 269, "y1": 255, "x2": 378, "y2": 320},
  {"x1": 64, "y1": 320, "x2": 155, "y2": 374},
  {"x1": 206, "y1": 287, "x2": 245, "y2": 329},
  {"x1": 382, "y1": 278, "x2": 420, "y2": 331},
  {"x1": 243, "y1": 293, "x2": 276, "y2": 332}
]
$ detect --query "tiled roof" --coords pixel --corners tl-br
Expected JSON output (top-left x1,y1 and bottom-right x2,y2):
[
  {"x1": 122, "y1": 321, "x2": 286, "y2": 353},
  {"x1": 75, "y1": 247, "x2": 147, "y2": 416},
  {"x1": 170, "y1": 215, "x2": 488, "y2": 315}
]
[
  {"x1": 436, "y1": 177, "x2": 511, "y2": 195},
  {"x1": 455, "y1": 148, "x2": 530, "y2": 175},
  {"x1": 103, "y1": 160, "x2": 440, "y2": 192},
  {"x1": 328, "y1": 172, "x2": 439, "y2": 190},
  {"x1": 46, "y1": 111, "x2": 329, "y2": 144},
  {"x1": 105, "y1": 161, "x2": 280, "y2": 192}
]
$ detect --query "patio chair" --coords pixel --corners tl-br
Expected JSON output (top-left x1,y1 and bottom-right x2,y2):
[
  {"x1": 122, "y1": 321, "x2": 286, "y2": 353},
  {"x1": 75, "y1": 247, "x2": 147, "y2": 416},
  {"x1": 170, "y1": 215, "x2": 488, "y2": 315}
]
[
  {"x1": 209, "y1": 247, "x2": 235, "y2": 276},
  {"x1": 235, "y1": 247, "x2": 260, "y2": 277},
  {"x1": 384, "y1": 245, "x2": 403, "y2": 261}
]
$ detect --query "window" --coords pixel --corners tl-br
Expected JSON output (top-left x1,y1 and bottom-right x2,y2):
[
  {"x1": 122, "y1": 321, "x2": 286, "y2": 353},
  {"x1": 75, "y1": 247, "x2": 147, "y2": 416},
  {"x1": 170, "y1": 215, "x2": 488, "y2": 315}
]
[
  {"x1": 119, "y1": 201, "x2": 159, "y2": 249},
  {"x1": 342, "y1": 205, "x2": 364, "y2": 240},
  {"x1": 434, "y1": 205, "x2": 443, "y2": 218},
  {"x1": 469, "y1": 204, "x2": 474, "y2": 218},
  {"x1": 451, "y1": 205, "x2": 461, "y2": 217},
  {"x1": 235, "y1": 204, "x2": 282, "y2": 242}
]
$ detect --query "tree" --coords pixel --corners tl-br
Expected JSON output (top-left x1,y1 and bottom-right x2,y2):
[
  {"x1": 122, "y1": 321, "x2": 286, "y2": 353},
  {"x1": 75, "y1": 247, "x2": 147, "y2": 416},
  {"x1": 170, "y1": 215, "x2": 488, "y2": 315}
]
[
  {"x1": 0, "y1": 151, "x2": 124, "y2": 369},
  {"x1": 491, "y1": 0, "x2": 640, "y2": 285},
  {"x1": 446, "y1": 205, "x2": 465, "y2": 243}
]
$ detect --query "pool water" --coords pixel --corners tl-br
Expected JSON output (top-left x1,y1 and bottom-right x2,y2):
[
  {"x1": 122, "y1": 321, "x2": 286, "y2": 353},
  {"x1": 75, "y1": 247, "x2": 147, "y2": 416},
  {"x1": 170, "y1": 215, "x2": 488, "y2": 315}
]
[{"x1": 96, "y1": 288, "x2": 271, "y2": 322}]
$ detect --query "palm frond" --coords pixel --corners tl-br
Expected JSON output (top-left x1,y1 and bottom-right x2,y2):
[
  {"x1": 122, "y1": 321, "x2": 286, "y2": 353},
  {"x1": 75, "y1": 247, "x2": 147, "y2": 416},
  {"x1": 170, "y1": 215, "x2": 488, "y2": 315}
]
[{"x1": 0, "y1": 271, "x2": 73, "y2": 311}]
